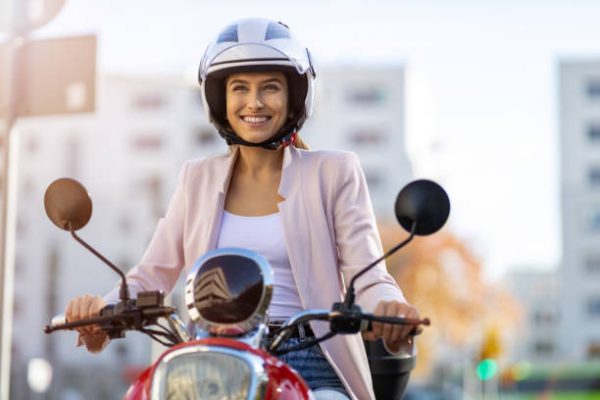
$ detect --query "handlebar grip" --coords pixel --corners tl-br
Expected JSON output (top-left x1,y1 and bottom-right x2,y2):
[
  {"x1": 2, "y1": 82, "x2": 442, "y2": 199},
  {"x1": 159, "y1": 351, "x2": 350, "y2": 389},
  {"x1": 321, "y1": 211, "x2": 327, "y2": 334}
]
[
  {"x1": 50, "y1": 304, "x2": 114, "y2": 328},
  {"x1": 45, "y1": 306, "x2": 116, "y2": 334},
  {"x1": 51, "y1": 314, "x2": 67, "y2": 327},
  {"x1": 362, "y1": 314, "x2": 429, "y2": 336}
]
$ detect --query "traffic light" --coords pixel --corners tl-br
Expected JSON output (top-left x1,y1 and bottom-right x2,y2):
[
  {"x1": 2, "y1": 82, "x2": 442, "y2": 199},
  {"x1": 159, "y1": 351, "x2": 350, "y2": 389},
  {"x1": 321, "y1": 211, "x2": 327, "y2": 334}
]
[
  {"x1": 476, "y1": 327, "x2": 502, "y2": 380},
  {"x1": 476, "y1": 358, "x2": 498, "y2": 381}
]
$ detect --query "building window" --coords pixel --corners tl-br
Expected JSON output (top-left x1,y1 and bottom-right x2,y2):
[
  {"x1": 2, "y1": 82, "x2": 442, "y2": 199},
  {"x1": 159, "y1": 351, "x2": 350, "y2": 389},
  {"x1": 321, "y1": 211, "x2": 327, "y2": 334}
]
[
  {"x1": 146, "y1": 174, "x2": 163, "y2": 219},
  {"x1": 585, "y1": 253, "x2": 600, "y2": 273},
  {"x1": 20, "y1": 178, "x2": 34, "y2": 199},
  {"x1": 191, "y1": 91, "x2": 204, "y2": 111},
  {"x1": 589, "y1": 167, "x2": 600, "y2": 187},
  {"x1": 588, "y1": 80, "x2": 600, "y2": 99},
  {"x1": 131, "y1": 134, "x2": 164, "y2": 151},
  {"x1": 585, "y1": 207, "x2": 600, "y2": 233},
  {"x1": 195, "y1": 126, "x2": 218, "y2": 146},
  {"x1": 587, "y1": 298, "x2": 600, "y2": 317},
  {"x1": 364, "y1": 170, "x2": 383, "y2": 189},
  {"x1": 346, "y1": 86, "x2": 386, "y2": 105},
  {"x1": 532, "y1": 309, "x2": 557, "y2": 325},
  {"x1": 350, "y1": 128, "x2": 386, "y2": 146},
  {"x1": 587, "y1": 342, "x2": 600, "y2": 359},
  {"x1": 588, "y1": 125, "x2": 600, "y2": 142},
  {"x1": 532, "y1": 340, "x2": 554, "y2": 356},
  {"x1": 132, "y1": 93, "x2": 167, "y2": 110},
  {"x1": 65, "y1": 135, "x2": 82, "y2": 176},
  {"x1": 118, "y1": 214, "x2": 133, "y2": 234}
]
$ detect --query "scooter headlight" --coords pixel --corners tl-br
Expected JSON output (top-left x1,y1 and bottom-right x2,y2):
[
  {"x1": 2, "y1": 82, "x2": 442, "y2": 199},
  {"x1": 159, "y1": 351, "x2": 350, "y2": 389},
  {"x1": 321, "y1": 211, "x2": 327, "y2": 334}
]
[{"x1": 151, "y1": 346, "x2": 263, "y2": 399}]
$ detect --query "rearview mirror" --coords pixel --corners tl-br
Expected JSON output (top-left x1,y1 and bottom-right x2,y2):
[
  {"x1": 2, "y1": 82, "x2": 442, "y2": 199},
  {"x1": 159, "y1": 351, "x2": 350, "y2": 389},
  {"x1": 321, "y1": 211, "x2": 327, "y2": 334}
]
[
  {"x1": 395, "y1": 179, "x2": 450, "y2": 236},
  {"x1": 44, "y1": 178, "x2": 93, "y2": 231}
]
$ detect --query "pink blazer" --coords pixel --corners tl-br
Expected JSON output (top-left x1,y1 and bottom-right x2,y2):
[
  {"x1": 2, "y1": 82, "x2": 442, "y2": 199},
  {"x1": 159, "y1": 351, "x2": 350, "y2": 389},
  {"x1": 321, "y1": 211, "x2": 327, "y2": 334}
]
[{"x1": 106, "y1": 145, "x2": 406, "y2": 400}]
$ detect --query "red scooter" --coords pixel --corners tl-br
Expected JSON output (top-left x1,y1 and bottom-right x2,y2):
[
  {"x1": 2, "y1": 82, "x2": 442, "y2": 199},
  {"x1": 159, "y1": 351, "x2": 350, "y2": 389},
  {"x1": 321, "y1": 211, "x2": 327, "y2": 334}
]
[{"x1": 44, "y1": 178, "x2": 449, "y2": 399}]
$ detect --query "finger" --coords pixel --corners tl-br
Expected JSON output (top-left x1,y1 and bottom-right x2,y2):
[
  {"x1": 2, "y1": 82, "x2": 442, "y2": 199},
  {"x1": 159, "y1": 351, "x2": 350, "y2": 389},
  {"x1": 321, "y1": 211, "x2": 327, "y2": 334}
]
[
  {"x1": 400, "y1": 306, "x2": 419, "y2": 339},
  {"x1": 88, "y1": 296, "x2": 104, "y2": 317},
  {"x1": 65, "y1": 299, "x2": 75, "y2": 324},
  {"x1": 79, "y1": 296, "x2": 92, "y2": 334},
  {"x1": 71, "y1": 298, "x2": 82, "y2": 321},
  {"x1": 362, "y1": 331, "x2": 377, "y2": 341},
  {"x1": 380, "y1": 302, "x2": 397, "y2": 342},
  {"x1": 69, "y1": 297, "x2": 88, "y2": 334},
  {"x1": 88, "y1": 297, "x2": 105, "y2": 333},
  {"x1": 372, "y1": 302, "x2": 386, "y2": 338},
  {"x1": 389, "y1": 309, "x2": 404, "y2": 344}
]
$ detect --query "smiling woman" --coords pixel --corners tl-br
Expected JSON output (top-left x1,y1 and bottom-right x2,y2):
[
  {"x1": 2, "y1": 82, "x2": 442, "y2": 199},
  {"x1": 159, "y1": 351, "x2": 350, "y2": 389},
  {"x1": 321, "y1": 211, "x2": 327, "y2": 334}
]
[
  {"x1": 225, "y1": 72, "x2": 290, "y2": 145},
  {"x1": 64, "y1": 17, "x2": 419, "y2": 400}
]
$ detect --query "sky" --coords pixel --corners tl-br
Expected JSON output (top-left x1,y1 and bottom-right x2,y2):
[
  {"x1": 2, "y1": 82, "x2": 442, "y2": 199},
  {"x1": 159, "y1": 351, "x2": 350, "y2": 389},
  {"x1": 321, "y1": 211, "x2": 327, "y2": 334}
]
[{"x1": 7, "y1": 0, "x2": 600, "y2": 280}]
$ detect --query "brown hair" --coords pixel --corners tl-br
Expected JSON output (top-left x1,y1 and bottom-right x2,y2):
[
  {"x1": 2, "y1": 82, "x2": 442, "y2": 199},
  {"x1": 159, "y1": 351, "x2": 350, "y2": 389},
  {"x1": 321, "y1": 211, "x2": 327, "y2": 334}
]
[{"x1": 293, "y1": 135, "x2": 310, "y2": 150}]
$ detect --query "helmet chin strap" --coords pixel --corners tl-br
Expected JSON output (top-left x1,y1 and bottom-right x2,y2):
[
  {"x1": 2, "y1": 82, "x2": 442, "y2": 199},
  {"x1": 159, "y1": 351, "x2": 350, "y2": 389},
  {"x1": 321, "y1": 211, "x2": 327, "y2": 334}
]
[{"x1": 221, "y1": 122, "x2": 298, "y2": 150}]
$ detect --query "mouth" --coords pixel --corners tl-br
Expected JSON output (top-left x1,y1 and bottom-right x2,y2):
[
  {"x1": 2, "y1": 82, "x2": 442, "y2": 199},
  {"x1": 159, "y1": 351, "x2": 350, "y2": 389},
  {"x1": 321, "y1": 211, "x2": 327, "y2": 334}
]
[{"x1": 240, "y1": 115, "x2": 272, "y2": 127}]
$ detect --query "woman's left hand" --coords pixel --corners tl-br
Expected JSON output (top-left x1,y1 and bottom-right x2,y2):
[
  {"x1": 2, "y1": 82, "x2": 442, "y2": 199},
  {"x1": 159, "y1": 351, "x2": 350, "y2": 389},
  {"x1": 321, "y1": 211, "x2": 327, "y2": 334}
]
[{"x1": 363, "y1": 300, "x2": 420, "y2": 353}]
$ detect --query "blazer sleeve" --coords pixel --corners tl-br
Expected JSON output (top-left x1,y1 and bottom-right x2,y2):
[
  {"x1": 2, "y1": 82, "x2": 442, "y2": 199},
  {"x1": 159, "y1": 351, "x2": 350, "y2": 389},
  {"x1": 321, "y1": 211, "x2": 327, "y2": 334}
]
[
  {"x1": 333, "y1": 152, "x2": 407, "y2": 313},
  {"x1": 103, "y1": 161, "x2": 189, "y2": 304}
]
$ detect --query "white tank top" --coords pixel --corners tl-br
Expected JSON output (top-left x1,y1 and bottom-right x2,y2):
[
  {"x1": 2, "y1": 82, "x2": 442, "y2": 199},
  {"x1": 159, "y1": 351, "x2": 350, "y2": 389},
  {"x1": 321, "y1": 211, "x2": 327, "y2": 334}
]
[{"x1": 216, "y1": 211, "x2": 303, "y2": 319}]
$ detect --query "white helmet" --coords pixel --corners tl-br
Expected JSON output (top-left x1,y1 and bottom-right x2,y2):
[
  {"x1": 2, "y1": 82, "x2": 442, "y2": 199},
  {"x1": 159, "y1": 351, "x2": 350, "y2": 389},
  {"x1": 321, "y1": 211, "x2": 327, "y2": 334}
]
[{"x1": 198, "y1": 18, "x2": 316, "y2": 149}]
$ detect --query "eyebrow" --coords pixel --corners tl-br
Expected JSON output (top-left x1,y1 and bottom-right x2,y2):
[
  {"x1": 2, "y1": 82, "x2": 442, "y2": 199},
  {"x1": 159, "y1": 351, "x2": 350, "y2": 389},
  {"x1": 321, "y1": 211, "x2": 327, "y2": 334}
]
[{"x1": 227, "y1": 77, "x2": 284, "y2": 86}]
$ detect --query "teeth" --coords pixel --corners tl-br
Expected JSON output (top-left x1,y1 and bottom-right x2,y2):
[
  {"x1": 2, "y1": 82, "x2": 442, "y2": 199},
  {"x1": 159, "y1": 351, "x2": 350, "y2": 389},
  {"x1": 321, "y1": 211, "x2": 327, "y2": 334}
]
[{"x1": 243, "y1": 116, "x2": 269, "y2": 123}]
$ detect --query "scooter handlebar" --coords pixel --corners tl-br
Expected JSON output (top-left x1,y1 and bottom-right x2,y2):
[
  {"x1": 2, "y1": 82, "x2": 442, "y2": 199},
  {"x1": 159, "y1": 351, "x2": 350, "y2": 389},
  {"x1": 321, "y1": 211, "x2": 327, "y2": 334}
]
[
  {"x1": 44, "y1": 309, "x2": 118, "y2": 333},
  {"x1": 44, "y1": 303, "x2": 177, "y2": 334},
  {"x1": 360, "y1": 313, "x2": 430, "y2": 336}
]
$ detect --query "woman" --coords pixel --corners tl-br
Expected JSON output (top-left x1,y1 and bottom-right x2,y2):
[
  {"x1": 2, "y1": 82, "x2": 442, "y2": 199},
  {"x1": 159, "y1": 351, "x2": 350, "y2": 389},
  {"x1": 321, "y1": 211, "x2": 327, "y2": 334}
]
[{"x1": 66, "y1": 18, "x2": 419, "y2": 400}]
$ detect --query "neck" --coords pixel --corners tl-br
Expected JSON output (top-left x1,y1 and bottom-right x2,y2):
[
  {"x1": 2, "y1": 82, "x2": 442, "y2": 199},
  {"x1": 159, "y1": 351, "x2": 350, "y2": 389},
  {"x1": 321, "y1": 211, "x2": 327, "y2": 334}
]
[{"x1": 235, "y1": 145, "x2": 284, "y2": 177}]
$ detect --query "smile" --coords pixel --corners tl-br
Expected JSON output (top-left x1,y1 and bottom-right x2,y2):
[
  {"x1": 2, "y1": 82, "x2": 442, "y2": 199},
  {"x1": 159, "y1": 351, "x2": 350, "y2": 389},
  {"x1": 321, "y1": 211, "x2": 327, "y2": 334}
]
[{"x1": 241, "y1": 115, "x2": 271, "y2": 124}]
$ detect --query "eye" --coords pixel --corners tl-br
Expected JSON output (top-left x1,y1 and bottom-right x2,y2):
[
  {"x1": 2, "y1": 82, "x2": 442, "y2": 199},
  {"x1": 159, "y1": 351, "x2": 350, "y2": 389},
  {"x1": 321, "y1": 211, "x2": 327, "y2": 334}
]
[
  {"x1": 263, "y1": 83, "x2": 281, "y2": 91},
  {"x1": 230, "y1": 84, "x2": 247, "y2": 92}
]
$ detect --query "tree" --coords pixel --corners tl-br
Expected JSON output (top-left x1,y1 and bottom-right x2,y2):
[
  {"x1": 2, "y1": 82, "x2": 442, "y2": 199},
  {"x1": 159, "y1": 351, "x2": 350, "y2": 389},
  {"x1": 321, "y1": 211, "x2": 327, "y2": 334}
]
[{"x1": 378, "y1": 222, "x2": 522, "y2": 380}]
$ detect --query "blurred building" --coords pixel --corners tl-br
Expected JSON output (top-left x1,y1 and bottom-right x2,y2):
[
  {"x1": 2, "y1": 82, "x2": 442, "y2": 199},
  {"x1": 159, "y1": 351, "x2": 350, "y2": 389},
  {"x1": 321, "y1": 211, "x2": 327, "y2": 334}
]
[
  {"x1": 303, "y1": 65, "x2": 412, "y2": 219},
  {"x1": 504, "y1": 269, "x2": 560, "y2": 363},
  {"x1": 559, "y1": 60, "x2": 600, "y2": 362},
  {"x1": 10, "y1": 74, "x2": 223, "y2": 399},
  {"x1": 9, "y1": 65, "x2": 410, "y2": 398}
]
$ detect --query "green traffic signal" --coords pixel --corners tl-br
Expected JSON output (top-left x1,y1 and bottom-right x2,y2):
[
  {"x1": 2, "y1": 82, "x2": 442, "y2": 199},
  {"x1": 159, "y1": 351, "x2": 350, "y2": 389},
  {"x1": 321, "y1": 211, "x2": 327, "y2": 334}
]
[{"x1": 476, "y1": 358, "x2": 498, "y2": 381}]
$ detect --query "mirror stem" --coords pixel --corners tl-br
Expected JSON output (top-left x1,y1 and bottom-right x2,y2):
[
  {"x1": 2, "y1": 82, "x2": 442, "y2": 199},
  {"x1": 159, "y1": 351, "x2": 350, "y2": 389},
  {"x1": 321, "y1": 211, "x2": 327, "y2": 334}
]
[
  {"x1": 69, "y1": 222, "x2": 130, "y2": 302},
  {"x1": 345, "y1": 221, "x2": 417, "y2": 307}
]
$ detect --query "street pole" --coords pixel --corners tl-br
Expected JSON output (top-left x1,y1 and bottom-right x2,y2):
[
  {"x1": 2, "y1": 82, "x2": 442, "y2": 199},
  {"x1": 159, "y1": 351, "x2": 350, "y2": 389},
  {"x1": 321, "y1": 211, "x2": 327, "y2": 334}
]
[{"x1": 0, "y1": 3, "x2": 18, "y2": 399}]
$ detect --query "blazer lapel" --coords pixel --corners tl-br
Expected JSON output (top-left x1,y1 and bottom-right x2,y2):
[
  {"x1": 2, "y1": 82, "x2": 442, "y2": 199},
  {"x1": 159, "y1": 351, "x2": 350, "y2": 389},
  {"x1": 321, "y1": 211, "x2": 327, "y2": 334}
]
[
  {"x1": 204, "y1": 147, "x2": 239, "y2": 252},
  {"x1": 277, "y1": 147, "x2": 313, "y2": 302}
]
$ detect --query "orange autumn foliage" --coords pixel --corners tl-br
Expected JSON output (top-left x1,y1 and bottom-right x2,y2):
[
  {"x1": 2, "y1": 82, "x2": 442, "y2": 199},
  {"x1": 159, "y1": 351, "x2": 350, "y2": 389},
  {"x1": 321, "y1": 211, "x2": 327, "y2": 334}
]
[{"x1": 378, "y1": 222, "x2": 521, "y2": 379}]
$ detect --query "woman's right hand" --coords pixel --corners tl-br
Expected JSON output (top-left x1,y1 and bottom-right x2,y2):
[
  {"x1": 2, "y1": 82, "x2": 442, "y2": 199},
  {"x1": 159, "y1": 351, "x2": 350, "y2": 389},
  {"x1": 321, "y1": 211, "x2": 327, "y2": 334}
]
[{"x1": 65, "y1": 295, "x2": 109, "y2": 353}]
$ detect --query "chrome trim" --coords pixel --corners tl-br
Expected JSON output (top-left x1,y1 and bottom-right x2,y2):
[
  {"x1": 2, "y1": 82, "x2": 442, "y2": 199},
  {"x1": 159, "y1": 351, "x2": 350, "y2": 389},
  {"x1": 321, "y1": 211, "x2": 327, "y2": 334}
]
[
  {"x1": 186, "y1": 248, "x2": 274, "y2": 337},
  {"x1": 150, "y1": 344, "x2": 268, "y2": 400},
  {"x1": 165, "y1": 313, "x2": 190, "y2": 343}
]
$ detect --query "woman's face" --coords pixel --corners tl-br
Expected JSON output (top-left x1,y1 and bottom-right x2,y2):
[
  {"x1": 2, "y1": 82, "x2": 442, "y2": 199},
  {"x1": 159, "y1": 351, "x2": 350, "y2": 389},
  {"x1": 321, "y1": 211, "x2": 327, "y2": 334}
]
[{"x1": 225, "y1": 71, "x2": 289, "y2": 144}]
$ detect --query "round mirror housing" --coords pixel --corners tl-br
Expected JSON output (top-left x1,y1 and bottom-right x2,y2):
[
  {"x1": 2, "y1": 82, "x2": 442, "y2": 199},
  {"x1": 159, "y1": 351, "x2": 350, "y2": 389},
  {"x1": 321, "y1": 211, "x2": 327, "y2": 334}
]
[
  {"x1": 44, "y1": 178, "x2": 92, "y2": 231},
  {"x1": 186, "y1": 248, "x2": 273, "y2": 336},
  {"x1": 395, "y1": 179, "x2": 450, "y2": 236}
]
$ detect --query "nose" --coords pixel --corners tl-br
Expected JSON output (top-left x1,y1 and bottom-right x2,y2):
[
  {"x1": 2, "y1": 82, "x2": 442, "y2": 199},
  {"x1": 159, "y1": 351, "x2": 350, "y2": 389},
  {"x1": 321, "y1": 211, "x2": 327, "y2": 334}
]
[{"x1": 247, "y1": 89, "x2": 264, "y2": 111}]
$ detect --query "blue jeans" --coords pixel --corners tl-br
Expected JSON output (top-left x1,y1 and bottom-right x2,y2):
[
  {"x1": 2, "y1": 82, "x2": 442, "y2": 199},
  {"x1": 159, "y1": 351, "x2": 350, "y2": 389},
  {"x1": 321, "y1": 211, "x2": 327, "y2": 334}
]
[{"x1": 275, "y1": 337, "x2": 350, "y2": 398}]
